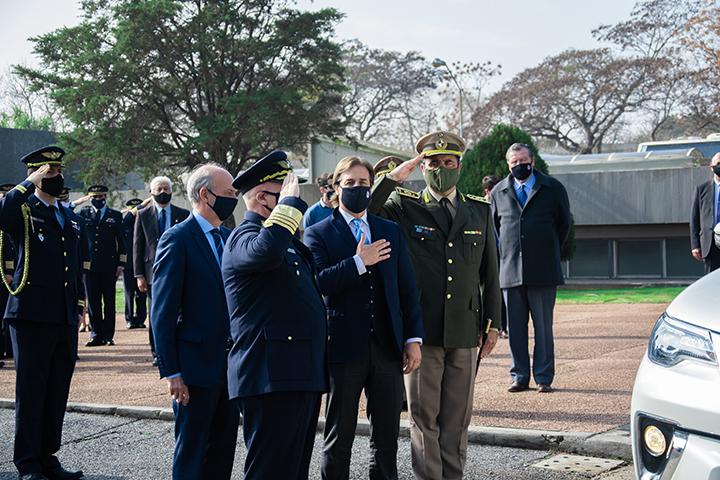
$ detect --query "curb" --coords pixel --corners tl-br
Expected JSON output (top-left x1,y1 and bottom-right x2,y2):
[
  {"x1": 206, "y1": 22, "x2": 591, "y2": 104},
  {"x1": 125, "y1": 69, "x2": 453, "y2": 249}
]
[{"x1": 0, "y1": 398, "x2": 631, "y2": 461}]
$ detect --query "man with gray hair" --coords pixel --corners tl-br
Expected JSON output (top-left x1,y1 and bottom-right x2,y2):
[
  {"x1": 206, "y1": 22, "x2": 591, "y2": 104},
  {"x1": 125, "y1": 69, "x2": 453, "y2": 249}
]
[
  {"x1": 690, "y1": 152, "x2": 720, "y2": 273},
  {"x1": 490, "y1": 143, "x2": 571, "y2": 394},
  {"x1": 134, "y1": 175, "x2": 190, "y2": 365},
  {"x1": 151, "y1": 163, "x2": 239, "y2": 479}
]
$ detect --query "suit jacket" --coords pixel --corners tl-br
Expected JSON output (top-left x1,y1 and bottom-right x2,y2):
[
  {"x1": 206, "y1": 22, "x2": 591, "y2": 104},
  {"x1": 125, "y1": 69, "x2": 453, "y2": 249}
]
[
  {"x1": 122, "y1": 210, "x2": 136, "y2": 275},
  {"x1": 690, "y1": 180, "x2": 717, "y2": 258},
  {"x1": 222, "y1": 198, "x2": 328, "y2": 399},
  {"x1": 133, "y1": 203, "x2": 189, "y2": 283},
  {"x1": 490, "y1": 171, "x2": 571, "y2": 289},
  {"x1": 0, "y1": 181, "x2": 86, "y2": 324},
  {"x1": 369, "y1": 177, "x2": 501, "y2": 348},
  {"x1": 151, "y1": 214, "x2": 231, "y2": 387},
  {"x1": 304, "y1": 209, "x2": 423, "y2": 363},
  {"x1": 79, "y1": 206, "x2": 126, "y2": 273}
]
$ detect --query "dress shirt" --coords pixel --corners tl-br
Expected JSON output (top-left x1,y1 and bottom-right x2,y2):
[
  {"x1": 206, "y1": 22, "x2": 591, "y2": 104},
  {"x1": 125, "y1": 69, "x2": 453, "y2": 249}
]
[
  {"x1": 428, "y1": 187, "x2": 458, "y2": 216},
  {"x1": 513, "y1": 170, "x2": 537, "y2": 204},
  {"x1": 714, "y1": 179, "x2": 720, "y2": 225},
  {"x1": 156, "y1": 204, "x2": 171, "y2": 234},
  {"x1": 192, "y1": 210, "x2": 223, "y2": 265},
  {"x1": 37, "y1": 195, "x2": 64, "y2": 228}
]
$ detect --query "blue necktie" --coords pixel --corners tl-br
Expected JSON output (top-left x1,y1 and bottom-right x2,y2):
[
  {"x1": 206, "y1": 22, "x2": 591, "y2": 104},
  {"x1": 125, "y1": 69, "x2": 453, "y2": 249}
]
[
  {"x1": 517, "y1": 185, "x2": 527, "y2": 207},
  {"x1": 54, "y1": 205, "x2": 65, "y2": 229},
  {"x1": 351, "y1": 218, "x2": 369, "y2": 244},
  {"x1": 716, "y1": 188, "x2": 720, "y2": 226},
  {"x1": 210, "y1": 228, "x2": 224, "y2": 264},
  {"x1": 158, "y1": 209, "x2": 167, "y2": 236}
]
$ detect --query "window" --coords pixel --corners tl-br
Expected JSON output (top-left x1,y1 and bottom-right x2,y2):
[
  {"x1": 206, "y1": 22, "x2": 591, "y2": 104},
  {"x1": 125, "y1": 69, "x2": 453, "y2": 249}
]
[
  {"x1": 569, "y1": 239, "x2": 611, "y2": 277},
  {"x1": 666, "y1": 237, "x2": 704, "y2": 277},
  {"x1": 616, "y1": 240, "x2": 663, "y2": 277}
]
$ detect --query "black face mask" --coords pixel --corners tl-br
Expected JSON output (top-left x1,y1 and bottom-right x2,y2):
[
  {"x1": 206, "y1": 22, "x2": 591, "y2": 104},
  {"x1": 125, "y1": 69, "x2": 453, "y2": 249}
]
[
  {"x1": 511, "y1": 163, "x2": 533, "y2": 181},
  {"x1": 40, "y1": 174, "x2": 65, "y2": 197},
  {"x1": 207, "y1": 189, "x2": 238, "y2": 222},
  {"x1": 340, "y1": 186, "x2": 371, "y2": 214},
  {"x1": 713, "y1": 165, "x2": 720, "y2": 177},
  {"x1": 325, "y1": 190, "x2": 334, "y2": 200},
  {"x1": 91, "y1": 198, "x2": 106, "y2": 210},
  {"x1": 153, "y1": 192, "x2": 172, "y2": 205},
  {"x1": 260, "y1": 190, "x2": 280, "y2": 215}
]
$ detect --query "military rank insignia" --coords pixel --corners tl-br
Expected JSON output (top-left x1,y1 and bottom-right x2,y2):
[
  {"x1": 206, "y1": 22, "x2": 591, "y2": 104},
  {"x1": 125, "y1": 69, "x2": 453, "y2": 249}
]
[
  {"x1": 414, "y1": 225, "x2": 436, "y2": 235},
  {"x1": 463, "y1": 230, "x2": 483, "y2": 235}
]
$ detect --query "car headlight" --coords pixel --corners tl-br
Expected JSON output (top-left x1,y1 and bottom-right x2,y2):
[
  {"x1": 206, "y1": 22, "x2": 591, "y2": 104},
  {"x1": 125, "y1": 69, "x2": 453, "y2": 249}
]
[{"x1": 648, "y1": 313, "x2": 717, "y2": 367}]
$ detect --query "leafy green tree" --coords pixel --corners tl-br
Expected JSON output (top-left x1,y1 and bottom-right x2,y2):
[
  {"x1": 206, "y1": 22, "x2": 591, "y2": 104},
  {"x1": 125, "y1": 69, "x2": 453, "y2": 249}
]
[
  {"x1": 458, "y1": 123, "x2": 547, "y2": 197},
  {"x1": 0, "y1": 107, "x2": 53, "y2": 131},
  {"x1": 16, "y1": 0, "x2": 346, "y2": 184}
]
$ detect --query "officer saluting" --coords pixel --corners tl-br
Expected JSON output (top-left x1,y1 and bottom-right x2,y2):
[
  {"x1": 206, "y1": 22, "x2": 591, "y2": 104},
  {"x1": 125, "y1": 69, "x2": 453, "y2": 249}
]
[
  {"x1": 222, "y1": 151, "x2": 328, "y2": 480},
  {"x1": 79, "y1": 185, "x2": 126, "y2": 346},
  {"x1": 369, "y1": 132, "x2": 502, "y2": 480},
  {"x1": 0, "y1": 146, "x2": 86, "y2": 480}
]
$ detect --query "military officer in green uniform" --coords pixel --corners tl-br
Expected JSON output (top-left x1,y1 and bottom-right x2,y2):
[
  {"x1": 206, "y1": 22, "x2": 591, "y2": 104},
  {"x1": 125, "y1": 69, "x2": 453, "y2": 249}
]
[{"x1": 369, "y1": 131, "x2": 501, "y2": 480}]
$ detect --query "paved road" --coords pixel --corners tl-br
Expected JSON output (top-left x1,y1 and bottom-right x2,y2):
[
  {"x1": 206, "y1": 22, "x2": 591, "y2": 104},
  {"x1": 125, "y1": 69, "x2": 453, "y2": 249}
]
[{"x1": 0, "y1": 409, "x2": 634, "y2": 479}]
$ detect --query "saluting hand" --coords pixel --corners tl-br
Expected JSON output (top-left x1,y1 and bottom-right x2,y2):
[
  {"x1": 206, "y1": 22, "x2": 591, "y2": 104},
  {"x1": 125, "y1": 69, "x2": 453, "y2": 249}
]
[
  {"x1": 387, "y1": 153, "x2": 424, "y2": 183},
  {"x1": 27, "y1": 164, "x2": 51, "y2": 187},
  {"x1": 279, "y1": 172, "x2": 299, "y2": 200},
  {"x1": 479, "y1": 330, "x2": 499, "y2": 359},
  {"x1": 73, "y1": 194, "x2": 93, "y2": 206},
  {"x1": 167, "y1": 376, "x2": 190, "y2": 406},
  {"x1": 356, "y1": 234, "x2": 391, "y2": 266}
]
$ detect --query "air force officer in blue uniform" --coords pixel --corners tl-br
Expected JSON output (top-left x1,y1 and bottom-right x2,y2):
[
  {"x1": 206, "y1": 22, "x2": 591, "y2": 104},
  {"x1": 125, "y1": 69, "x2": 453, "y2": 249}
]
[
  {"x1": 151, "y1": 163, "x2": 240, "y2": 479},
  {"x1": 0, "y1": 146, "x2": 86, "y2": 480},
  {"x1": 304, "y1": 156, "x2": 423, "y2": 480},
  {"x1": 222, "y1": 151, "x2": 328, "y2": 480}
]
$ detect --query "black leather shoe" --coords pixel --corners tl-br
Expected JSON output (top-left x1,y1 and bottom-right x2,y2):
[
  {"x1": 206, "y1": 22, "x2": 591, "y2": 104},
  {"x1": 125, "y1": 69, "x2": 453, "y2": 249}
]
[
  {"x1": 105, "y1": 339, "x2": 115, "y2": 346},
  {"x1": 151, "y1": 356, "x2": 159, "y2": 367},
  {"x1": 42, "y1": 466, "x2": 83, "y2": 480},
  {"x1": 507, "y1": 381, "x2": 529, "y2": 393},
  {"x1": 537, "y1": 384, "x2": 554, "y2": 393},
  {"x1": 125, "y1": 322, "x2": 134, "y2": 329},
  {"x1": 137, "y1": 323, "x2": 147, "y2": 329},
  {"x1": 19, "y1": 474, "x2": 48, "y2": 480},
  {"x1": 85, "y1": 338, "x2": 105, "y2": 347}
]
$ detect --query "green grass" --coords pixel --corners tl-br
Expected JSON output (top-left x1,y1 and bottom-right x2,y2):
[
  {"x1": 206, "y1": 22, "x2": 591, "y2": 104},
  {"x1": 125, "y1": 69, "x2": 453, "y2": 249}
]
[
  {"x1": 556, "y1": 286, "x2": 686, "y2": 304},
  {"x1": 115, "y1": 286, "x2": 686, "y2": 310}
]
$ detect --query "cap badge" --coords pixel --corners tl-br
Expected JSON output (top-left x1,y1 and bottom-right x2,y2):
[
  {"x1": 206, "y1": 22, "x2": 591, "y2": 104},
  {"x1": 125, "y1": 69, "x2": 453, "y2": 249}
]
[
  {"x1": 41, "y1": 151, "x2": 63, "y2": 160},
  {"x1": 436, "y1": 138, "x2": 447, "y2": 150}
]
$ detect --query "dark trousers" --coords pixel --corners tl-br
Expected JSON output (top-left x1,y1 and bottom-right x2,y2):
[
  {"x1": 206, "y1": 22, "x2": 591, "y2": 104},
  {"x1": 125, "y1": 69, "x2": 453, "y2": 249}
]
[
  {"x1": 9, "y1": 320, "x2": 77, "y2": 476},
  {"x1": 237, "y1": 391, "x2": 321, "y2": 480},
  {"x1": 704, "y1": 245, "x2": 720, "y2": 274},
  {"x1": 85, "y1": 271, "x2": 117, "y2": 341},
  {"x1": 504, "y1": 285, "x2": 557, "y2": 386},
  {"x1": 322, "y1": 337, "x2": 403, "y2": 480},
  {"x1": 0, "y1": 291, "x2": 12, "y2": 358},
  {"x1": 123, "y1": 268, "x2": 147, "y2": 326},
  {"x1": 172, "y1": 383, "x2": 239, "y2": 480},
  {"x1": 147, "y1": 284, "x2": 155, "y2": 355}
]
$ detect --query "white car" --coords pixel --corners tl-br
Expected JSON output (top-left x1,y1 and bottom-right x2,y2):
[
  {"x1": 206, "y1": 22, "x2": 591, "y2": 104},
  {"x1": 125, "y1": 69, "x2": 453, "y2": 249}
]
[{"x1": 631, "y1": 269, "x2": 720, "y2": 479}]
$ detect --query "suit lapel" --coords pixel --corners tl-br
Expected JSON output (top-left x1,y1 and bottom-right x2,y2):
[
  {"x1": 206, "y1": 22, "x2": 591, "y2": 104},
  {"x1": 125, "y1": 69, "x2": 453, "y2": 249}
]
[
  {"x1": 525, "y1": 173, "x2": 542, "y2": 207},
  {"x1": 448, "y1": 196, "x2": 470, "y2": 240},
  {"x1": 421, "y1": 189, "x2": 450, "y2": 235},
  {"x1": 188, "y1": 216, "x2": 223, "y2": 285},
  {"x1": 146, "y1": 206, "x2": 160, "y2": 242},
  {"x1": 331, "y1": 210, "x2": 360, "y2": 256},
  {"x1": 170, "y1": 205, "x2": 183, "y2": 225},
  {"x1": 368, "y1": 214, "x2": 390, "y2": 279}
]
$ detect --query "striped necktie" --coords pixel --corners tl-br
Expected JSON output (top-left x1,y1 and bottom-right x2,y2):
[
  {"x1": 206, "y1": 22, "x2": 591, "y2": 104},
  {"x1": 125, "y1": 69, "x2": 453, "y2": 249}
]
[{"x1": 351, "y1": 218, "x2": 369, "y2": 244}]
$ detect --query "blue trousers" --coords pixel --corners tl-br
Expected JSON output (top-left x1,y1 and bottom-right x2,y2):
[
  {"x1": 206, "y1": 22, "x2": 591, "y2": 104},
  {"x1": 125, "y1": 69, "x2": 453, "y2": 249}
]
[{"x1": 503, "y1": 285, "x2": 557, "y2": 386}]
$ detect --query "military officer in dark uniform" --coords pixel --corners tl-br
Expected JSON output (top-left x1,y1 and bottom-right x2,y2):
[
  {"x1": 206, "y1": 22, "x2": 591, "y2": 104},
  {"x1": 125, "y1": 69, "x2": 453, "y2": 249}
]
[
  {"x1": 369, "y1": 132, "x2": 502, "y2": 480},
  {"x1": 78, "y1": 185, "x2": 126, "y2": 346},
  {"x1": 222, "y1": 151, "x2": 328, "y2": 480},
  {"x1": 0, "y1": 146, "x2": 86, "y2": 480},
  {"x1": 121, "y1": 198, "x2": 147, "y2": 329},
  {"x1": 0, "y1": 183, "x2": 17, "y2": 366}
]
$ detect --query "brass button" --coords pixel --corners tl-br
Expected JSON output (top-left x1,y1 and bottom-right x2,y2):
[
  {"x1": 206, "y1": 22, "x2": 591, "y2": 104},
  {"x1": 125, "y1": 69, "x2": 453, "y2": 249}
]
[
  {"x1": 446, "y1": 293, "x2": 452, "y2": 299},
  {"x1": 448, "y1": 242, "x2": 454, "y2": 247},
  {"x1": 64, "y1": 282, "x2": 68, "y2": 287},
  {"x1": 296, "y1": 270, "x2": 300, "y2": 276},
  {"x1": 421, "y1": 238, "x2": 425, "y2": 241},
  {"x1": 448, "y1": 259, "x2": 453, "y2": 264},
  {"x1": 448, "y1": 276, "x2": 453, "y2": 282},
  {"x1": 65, "y1": 266, "x2": 68, "y2": 271},
  {"x1": 61, "y1": 236, "x2": 65, "y2": 241},
  {"x1": 287, "y1": 336, "x2": 293, "y2": 341},
  {"x1": 294, "y1": 261, "x2": 299, "y2": 266},
  {"x1": 473, "y1": 242, "x2": 477, "y2": 246},
  {"x1": 64, "y1": 252, "x2": 67, "y2": 256}
]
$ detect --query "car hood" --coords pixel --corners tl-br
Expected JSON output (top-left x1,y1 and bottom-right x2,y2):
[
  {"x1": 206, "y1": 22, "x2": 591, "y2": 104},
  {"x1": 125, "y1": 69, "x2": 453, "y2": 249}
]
[{"x1": 666, "y1": 269, "x2": 720, "y2": 332}]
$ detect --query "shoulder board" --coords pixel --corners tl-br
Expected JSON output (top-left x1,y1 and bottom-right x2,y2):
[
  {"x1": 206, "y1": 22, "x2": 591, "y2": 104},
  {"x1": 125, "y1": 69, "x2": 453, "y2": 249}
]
[
  {"x1": 395, "y1": 187, "x2": 420, "y2": 199},
  {"x1": 465, "y1": 194, "x2": 490, "y2": 204}
]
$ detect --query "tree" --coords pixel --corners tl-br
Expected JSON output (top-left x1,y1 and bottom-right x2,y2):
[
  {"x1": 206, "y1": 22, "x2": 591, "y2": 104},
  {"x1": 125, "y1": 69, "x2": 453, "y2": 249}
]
[
  {"x1": 457, "y1": 124, "x2": 548, "y2": 197},
  {"x1": 472, "y1": 49, "x2": 660, "y2": 153},
  {"x1": 16, "y1": 0, "x2": 346, "y2": 184},
  {"x1": 340, "y1": 40, "x2": 436, "y2": 145},
  {"x1": 0, "y1": 65, "x2": 65, "y2": 131}
]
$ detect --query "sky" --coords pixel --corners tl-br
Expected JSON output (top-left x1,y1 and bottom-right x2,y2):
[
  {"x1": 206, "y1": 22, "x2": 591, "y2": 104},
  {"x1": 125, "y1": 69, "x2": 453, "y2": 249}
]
[{"x1": 1, "y1": 0, "x2": 637, "y2": 93}]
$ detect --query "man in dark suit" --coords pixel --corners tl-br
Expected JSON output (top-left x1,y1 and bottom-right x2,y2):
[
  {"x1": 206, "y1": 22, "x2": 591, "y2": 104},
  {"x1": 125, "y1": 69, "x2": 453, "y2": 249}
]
[
  {"x1": 223, "y1": 151, "x2": 327, "y2": 480},
  {"x1": 304, "y1": 156, "x2": 423, "y2": 480},
  {"x1": 691, "y1": 152, "x2": 720, "y2": 273},
  {"x1": 0, "y1": 146, "x2": 86, "y2": 480},
  {"x1": 152, "y1": 163, "x2": 239, "y2": 480},
  {"x1": 78, "y1": 185, "x2": 126, "y2": 346},
  {"x1": 0, "y1": 183, "x2": 17, "y2": 366},
  {"x1": 369, "y1": 132, "x2": 501, "y2": 480},
  {"x1": 121, "y1": 198, "x2": 148, "y2": 329},
  {"x1": 133, "y1": 176, "x2": 189, "y2": 364},
  {"x1": 490, "y1": 143, "x2": 571, "y2": 394}
]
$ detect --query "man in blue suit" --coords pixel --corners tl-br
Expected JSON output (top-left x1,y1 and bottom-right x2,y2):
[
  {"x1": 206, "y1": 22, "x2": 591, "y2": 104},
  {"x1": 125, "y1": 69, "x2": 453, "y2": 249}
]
[
  {"x1": 151, "y1": 163, "x2": 240, "y2": 480},
  {"x1": 304, "y1": 156, "x2": 423, "y2": 480},
  {"x1": 223, "y1": 151, "x2": 328, "y2": 480}
]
